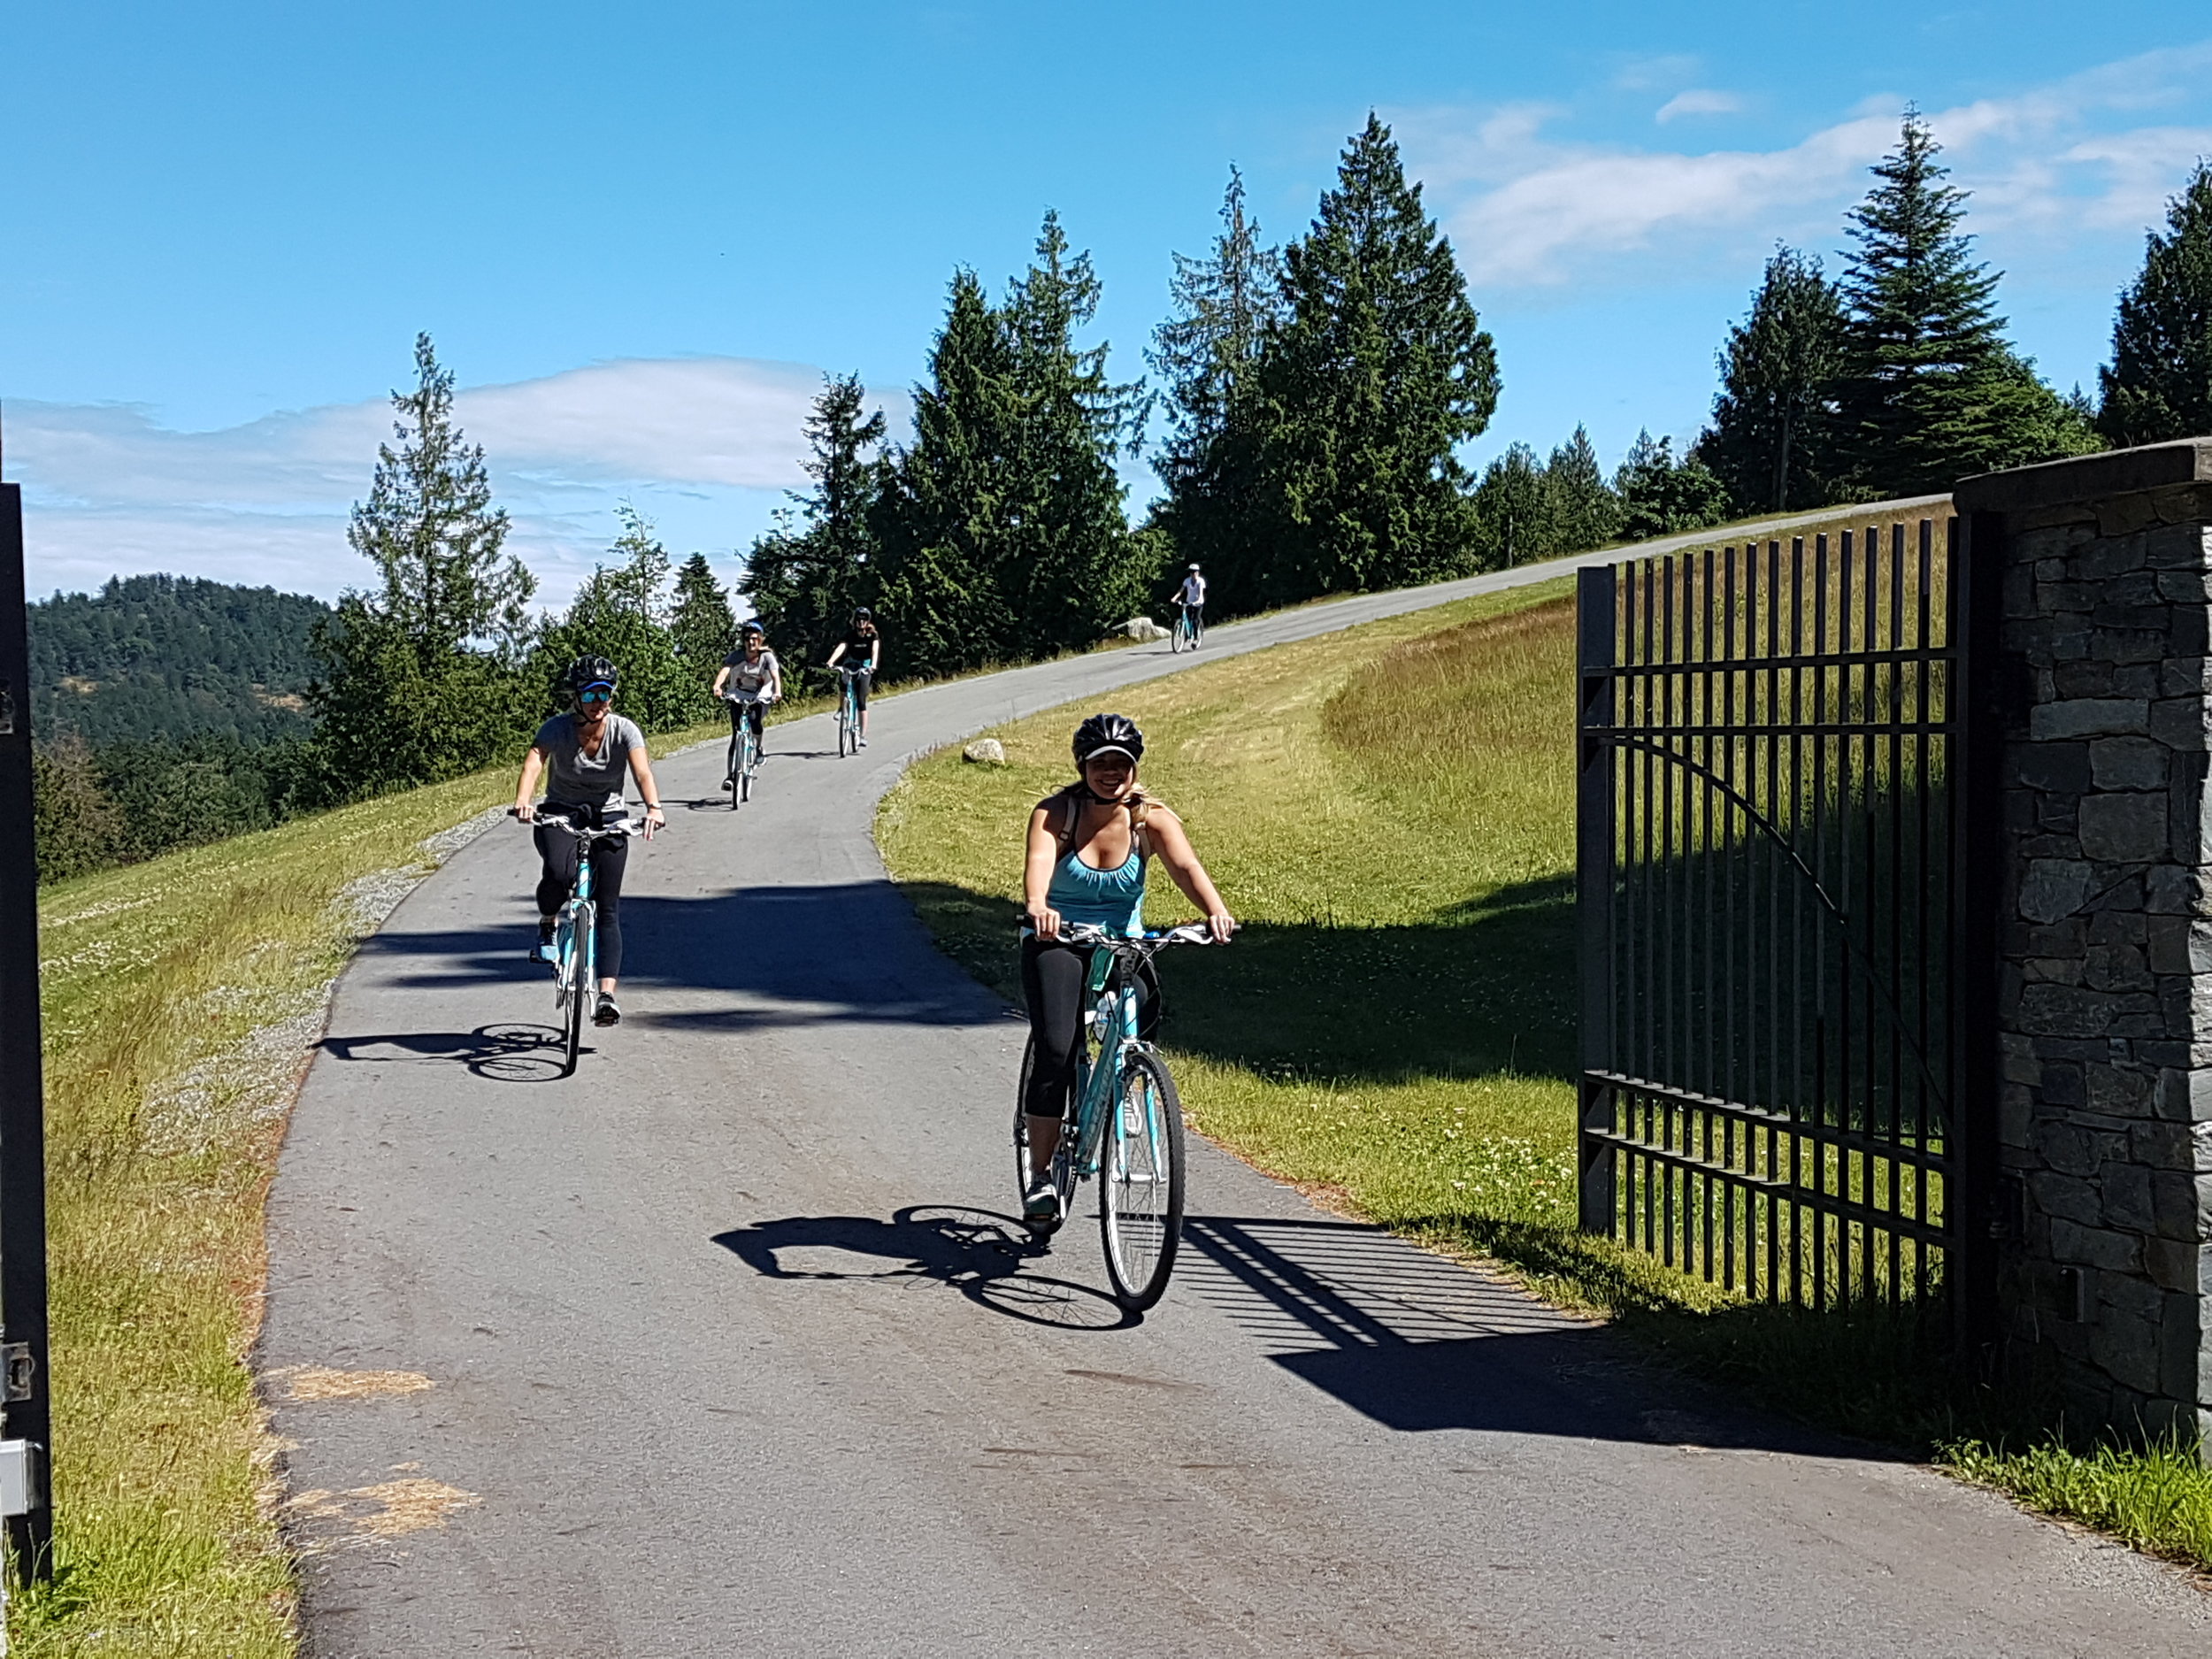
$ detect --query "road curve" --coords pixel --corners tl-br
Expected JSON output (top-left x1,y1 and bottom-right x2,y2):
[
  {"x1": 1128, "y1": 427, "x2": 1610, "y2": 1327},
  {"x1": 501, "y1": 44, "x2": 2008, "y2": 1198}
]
[{"x1": 264, "y1": 521, "x2": 2204, "y2": 1657}]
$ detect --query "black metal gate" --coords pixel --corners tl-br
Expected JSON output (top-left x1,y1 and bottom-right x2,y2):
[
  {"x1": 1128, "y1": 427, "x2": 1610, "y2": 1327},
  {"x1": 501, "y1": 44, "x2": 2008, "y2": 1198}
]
[{"x1": 1576, "y1": 520, "x2": 1964, "y2": 1316}]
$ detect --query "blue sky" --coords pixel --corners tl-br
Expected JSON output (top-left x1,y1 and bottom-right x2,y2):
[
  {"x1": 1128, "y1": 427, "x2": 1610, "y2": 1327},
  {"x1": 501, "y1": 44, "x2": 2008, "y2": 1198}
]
[{"x1": 5, "y1": 3, "x2": 2210, "y2": 602}]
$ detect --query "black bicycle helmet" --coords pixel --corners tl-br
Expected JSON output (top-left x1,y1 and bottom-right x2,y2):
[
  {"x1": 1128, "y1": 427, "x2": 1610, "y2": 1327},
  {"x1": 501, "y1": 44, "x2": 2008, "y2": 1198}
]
[
  {"x1": 562, "y1": 655, "x2": 618, "y2": 703},
  {"x1": 1072, "y1": 712, "x2": 1145, "y2": 766},
  {"x1": 852, "y1": 606, "x2": 873, "y2": 621}
]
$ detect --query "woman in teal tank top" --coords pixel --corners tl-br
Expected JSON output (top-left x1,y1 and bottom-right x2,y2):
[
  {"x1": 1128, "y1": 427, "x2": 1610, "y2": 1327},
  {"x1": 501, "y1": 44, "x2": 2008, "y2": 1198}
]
[{"x1": 1017, "y1": 713, "x2": 1236, "y2": 1224}]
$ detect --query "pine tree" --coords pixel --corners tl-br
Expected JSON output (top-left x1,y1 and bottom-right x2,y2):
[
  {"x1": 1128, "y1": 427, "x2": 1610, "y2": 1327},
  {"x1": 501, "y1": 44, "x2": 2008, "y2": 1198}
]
[
  {"x1": 1148, "y1": 169, "x2": 1283, "y2": 612},
  {"x1": 1545, "y1": 426, "x2": 1621, "y2": 553},
  {"x1": 877, "y1": 218, "x2": 1155, "y2": 674},
  {"x1": 2099, "y1": 160, "x2": 2212, "y2": 447},
  {"x1": 999, "y1": 211, "x2": 1156, "y2": 649},
  {"x1": 1615, "y1": 431, "x2": 1731, "y2": 541},
  {"x1": 310, "y1": 334, "x2": 537, "y2": 794},
  {"x1": 1705, "y1": 246, "x2": 1847, "y2": 512},
  {"x1": 533, "y1": 505, "x2": 698, "y2": 733},
  {"x1": 1473, "y1": 443, "x2": 1551, "y2": 567},
  {"x1": 743, "y1": 373, "x2": 887, "y2": 672},
  {"x1": 1250, "y1": 113, "x2": 1500, "y2": 603},
  {"x1": 670, "y1": 553, "x2": 736, "y2": 687},
  {"x1": 1833, "y1": 112, "x2": 2091, "y2": 496},
  {"x1": 874, "y1": 272, "x2": 1022, "y2": 673}
]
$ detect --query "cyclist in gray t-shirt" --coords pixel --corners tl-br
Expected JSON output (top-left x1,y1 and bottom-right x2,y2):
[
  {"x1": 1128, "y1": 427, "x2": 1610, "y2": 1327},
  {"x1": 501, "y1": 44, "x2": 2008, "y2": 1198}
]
[{"x1": 512, "y1": 656, "x2": 666, "y2": 1027}]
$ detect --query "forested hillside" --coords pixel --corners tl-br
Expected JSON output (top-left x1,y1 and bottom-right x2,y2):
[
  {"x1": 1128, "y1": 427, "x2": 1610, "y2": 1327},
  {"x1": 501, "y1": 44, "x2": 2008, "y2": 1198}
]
[{"x1": 29, "y1": 575, "x2": 330, "y2": 746}]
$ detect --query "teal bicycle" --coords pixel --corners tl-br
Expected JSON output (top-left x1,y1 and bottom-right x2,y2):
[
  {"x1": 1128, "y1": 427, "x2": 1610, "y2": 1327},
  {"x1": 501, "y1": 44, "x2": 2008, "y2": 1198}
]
[
  {"x1": 517, "y1": 811, "x2": 642, "y2": 1076},
  {"x1": 1171, "y1": 602, "x2": 1203, "y2": 652},
  {"x1": 721, "y1": 690, "x2": 767, "y2": 805},
  {"x1": 833, "y1": 665, "x2": 867, "y2": 757},
  {"x1": 1013, "y1": 922, "x2": 1218, "y2": 1310}
]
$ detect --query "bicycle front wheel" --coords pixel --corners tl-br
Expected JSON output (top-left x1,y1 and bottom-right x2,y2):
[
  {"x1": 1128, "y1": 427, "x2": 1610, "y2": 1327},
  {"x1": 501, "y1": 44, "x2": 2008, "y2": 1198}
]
[
  {"x1": 739, "y1": 728, "x2": 756, "y2": 803},
  {"x1": 1100, "y1": 1049, "x2": 1185, "y2": 1310},
  {"x1": 563, "y1": 902, "x2": 595, "y2": 1076}
]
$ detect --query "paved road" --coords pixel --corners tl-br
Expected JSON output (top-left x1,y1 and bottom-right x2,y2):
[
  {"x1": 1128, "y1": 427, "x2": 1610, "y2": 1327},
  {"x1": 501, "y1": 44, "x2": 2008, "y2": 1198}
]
[{"x1": 264, "y1": 524, "x2": 2205, "y2": 1657}]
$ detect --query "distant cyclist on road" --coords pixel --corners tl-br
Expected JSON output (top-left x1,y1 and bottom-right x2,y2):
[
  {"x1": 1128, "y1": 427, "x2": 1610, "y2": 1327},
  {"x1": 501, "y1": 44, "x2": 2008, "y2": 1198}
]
[
  {"x1": 825, "y1": 607, "x2": 882, "y2": 749},
  {"x1": 712, "y1": 620, "x2": 783, "y2": 786},
  {"x1": 512, "y1": 656, "x2": 666, "y2": 1028},
  {"x1": 1018, "y1": 712, "x2": 1234, "y2": 1225},
  {"x1": 1177, "y1": 564, "x2": 1207, "y2": 646}
]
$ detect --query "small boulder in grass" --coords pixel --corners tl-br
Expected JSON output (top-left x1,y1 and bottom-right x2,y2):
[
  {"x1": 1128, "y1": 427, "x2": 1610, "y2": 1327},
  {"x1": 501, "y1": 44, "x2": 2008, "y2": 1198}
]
[
  {"x1": 1121, "y1": 616, "x2": 1170, "y2": 641},
  {"x1": 963, "y1": 738, "x2": 1008, "y2": 765}
]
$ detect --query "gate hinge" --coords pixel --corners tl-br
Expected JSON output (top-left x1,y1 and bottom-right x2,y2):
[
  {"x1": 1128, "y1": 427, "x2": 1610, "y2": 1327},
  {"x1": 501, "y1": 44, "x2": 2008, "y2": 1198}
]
[{"x1": 2, "y1": 1344, "x2": 35, "y2": 1404}]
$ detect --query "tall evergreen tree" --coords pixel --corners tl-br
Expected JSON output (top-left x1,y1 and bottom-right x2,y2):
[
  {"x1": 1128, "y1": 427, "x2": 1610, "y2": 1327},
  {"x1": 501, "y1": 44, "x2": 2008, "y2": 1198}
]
[
  {"x1": 1705, "y1": 246, "x2": 1847, "y2": 512},
  {"x1": 1472, "y1": 442, "x2": 1551, "y2": 567},
  {"x1": 670, "y1": 552, "x2": 736, "y2": 688},
  {"x1": 1832, "y1": 113, "x2": 2091, "y2": 496},
  {"x1": 877, "y1": 217, "x2": 1154, "y2": 673},
  {"x1": 874, "y1": 271, "x2": 1023, "y2": 672},
  {"x1": 2099, "y1": 160, "x2": 2212, "y2": 447},
  {"x1": 743, "y1": 373, "x2": 887, "y2": 670},
  {"x1": 310, "y1": 334, "x2": 536, "y2": 795},
  {"x1": 534, "y1": 505, "x2": 698, "y2": 732},
  {"x1": 1148, "y1": 169, "x2": 1283, "y2": 611},
  {"x1": 1545, "y1": 426, "x2": 1621, "y2": 554},
  {"x1": 1250, "y1": 113, "x2": 1500, "y2": 603}
]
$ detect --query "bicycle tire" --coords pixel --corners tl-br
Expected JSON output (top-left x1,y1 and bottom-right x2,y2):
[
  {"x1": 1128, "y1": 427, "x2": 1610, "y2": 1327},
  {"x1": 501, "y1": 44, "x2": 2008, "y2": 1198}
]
[
  {"x1": 1100, "y1": 1048, "x2": 1185, "y2": 1310},
  {"x1": 563, "y1": 902, "x2": 595, "y2": 1076},
  {"x1": 739, "y1": 726, "x2": 756, "y2": 803}
]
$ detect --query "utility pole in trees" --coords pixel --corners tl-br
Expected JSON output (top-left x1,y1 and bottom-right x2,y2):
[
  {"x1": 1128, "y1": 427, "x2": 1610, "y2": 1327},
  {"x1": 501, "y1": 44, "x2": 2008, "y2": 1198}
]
[{"x1": 0, "y1": 419, "x2": 56, "y2": 1596}]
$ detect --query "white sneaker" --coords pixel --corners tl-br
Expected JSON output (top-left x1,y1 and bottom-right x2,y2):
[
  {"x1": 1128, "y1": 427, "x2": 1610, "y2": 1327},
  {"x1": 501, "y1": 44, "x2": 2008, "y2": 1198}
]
[{"x1": 1022, "y1": 1177, "x2": 1063, "y2": 1226}]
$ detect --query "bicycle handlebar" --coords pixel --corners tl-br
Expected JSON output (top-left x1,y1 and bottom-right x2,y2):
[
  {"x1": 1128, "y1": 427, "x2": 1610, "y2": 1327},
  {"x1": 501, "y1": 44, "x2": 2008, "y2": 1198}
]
[
  {"x1": 1027, "y1": 921, "x2": 1228, "y2": 950},
  {"x1": 510, "y1": 808, "x2": 654, "y2": 840}
]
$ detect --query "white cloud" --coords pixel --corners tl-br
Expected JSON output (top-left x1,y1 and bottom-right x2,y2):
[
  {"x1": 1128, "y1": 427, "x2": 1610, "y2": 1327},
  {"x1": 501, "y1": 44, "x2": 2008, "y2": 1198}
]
[
  {"x1": 5, "y1": 357, "x2": 906, "y2": 604},
  {"x1": 1402, "y1": 41, "x2": 2212, "y2": 288},
  {"x1": 1655, "y1": 89, "x2": 1746, "y2": 124}
]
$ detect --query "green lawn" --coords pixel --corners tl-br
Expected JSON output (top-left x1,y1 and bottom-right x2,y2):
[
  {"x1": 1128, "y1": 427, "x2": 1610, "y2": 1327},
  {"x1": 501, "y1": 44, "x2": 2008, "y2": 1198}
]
[{"x1": 878, "y1": 578, "x2": 2212, "y2": 1575}]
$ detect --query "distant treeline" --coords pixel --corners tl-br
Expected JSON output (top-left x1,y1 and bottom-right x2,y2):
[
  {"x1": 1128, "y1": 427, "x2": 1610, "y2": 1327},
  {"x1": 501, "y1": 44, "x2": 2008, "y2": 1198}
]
[{"x1": 30, "y1": 575, "x2": 330, "y2": 746}]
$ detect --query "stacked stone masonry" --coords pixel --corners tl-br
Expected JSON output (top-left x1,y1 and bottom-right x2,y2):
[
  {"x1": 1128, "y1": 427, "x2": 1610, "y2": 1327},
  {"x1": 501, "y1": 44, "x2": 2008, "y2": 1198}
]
[{"x1": 1958, "y1": 438, "x2": 2212, "y2": 1447}]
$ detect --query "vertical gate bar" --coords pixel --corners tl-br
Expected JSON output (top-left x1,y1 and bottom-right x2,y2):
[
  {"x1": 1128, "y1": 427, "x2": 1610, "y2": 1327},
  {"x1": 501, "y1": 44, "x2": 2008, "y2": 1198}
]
[
  {"x1": 1641, "y1": 557, "x2": 1657, "y2": 1256},
  {"x1": 1911, "y1": 519, "x2": 1929, "y2": 1301},
  {"x1": 1724, "y1": 544, "x2": 1740, "y2": 1292},
  {"x1": 1765, "y1": 539, "x2": 1783, "y2": 1302},
  {"x1": 1889, "y1": 521, "x2": 1909, "y2": 1304},
  {"x1": 1789, "y1": 536, "x2": 1807, "y2": 1306},
  {"x1": 1661, "y1": 556, "x2": 1677, "y2": 1267},
  {"x1": 1701, "y1": 544, "x2": 1717, "y2": 1279},
  {"x1": 1578, "y1": 565, "x2": 1619, "y2": 1237}
]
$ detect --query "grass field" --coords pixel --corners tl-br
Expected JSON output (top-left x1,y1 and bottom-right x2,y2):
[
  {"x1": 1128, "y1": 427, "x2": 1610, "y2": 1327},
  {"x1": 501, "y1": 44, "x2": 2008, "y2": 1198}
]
[
  {"x1": 877, "y1": 577, "x2": 2212, "y2": 1574},
  {"x1": 12, "y1": 718, "x2": 732, "y2": 1657}
]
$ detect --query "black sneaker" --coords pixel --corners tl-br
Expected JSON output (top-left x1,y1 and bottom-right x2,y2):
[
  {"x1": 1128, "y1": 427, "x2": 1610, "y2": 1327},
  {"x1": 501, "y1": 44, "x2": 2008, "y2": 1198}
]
[
  {"x1": 720, "y1": 777, "x2": 733, "y2": 791},
  {"x1": 531, "y1": 920, "x2": 557, "y2": 964},
  {"x1": 594, "y1": 993, "x2": 622, "y2": 1027}
]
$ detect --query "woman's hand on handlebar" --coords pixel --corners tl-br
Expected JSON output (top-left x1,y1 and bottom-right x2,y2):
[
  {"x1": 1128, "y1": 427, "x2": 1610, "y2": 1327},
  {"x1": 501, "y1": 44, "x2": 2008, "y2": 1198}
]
[
  {"x1": 512, "y1": 801, "x2": 537, "y2": 824},
  {"x1": 1205, "y1": 910, "x2": 1237, "y2": 944},
  {"x1": 1025, "y1": 902, "x2": 1063, "y2": 941},
  {"x1": 642, "y1": 803, "x2": 665, "y2": 838}
]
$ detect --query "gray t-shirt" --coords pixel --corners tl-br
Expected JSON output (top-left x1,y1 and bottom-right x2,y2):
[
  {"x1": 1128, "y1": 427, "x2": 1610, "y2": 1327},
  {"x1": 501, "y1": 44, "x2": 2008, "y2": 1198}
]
[{"x1": 534, "y1": 713, "x2": 644, "y2": 811}]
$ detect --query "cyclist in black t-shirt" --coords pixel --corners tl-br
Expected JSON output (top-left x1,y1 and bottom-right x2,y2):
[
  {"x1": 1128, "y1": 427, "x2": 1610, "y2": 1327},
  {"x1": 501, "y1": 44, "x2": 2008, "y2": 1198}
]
[{"x1": 824, "y1": 608, "x2": 882, "y2": 749}]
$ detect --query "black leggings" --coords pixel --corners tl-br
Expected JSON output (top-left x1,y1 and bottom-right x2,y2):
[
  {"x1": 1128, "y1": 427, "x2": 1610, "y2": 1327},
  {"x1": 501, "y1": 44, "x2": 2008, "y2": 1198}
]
[
  {"x1": 1020, "y1": 937, "x2": 1157, "y2": 1119},
  {"x1": 728, "y1": 699, "x2": 766, "y2": 746},
  {"x1": 534, "y1": 808, "x2": 630, "y2": 979},
  {"x1": 848, "y1": 668, "x2": 872, "y2": 711}
]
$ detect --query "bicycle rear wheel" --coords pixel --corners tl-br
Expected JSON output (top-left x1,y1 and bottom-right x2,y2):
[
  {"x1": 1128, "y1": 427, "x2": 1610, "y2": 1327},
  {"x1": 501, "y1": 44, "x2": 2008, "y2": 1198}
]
[
  {"x1": 562, "y1": 902, "x2": 595, "y2": 1076},
  {"x1": 1100, "y1": 1049, "x2": 1185, "y2": 1310}
]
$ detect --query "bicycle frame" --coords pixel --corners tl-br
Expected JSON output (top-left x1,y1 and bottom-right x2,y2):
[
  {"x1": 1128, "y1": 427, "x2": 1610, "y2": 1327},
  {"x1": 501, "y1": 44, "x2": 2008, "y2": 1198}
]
[{"x1": 1064, "y1": 945, "x2": 1144, "y2": 1179}]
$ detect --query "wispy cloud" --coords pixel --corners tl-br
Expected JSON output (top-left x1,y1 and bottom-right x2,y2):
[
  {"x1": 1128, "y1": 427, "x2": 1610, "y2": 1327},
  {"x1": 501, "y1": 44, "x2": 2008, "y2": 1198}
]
[
  {"x1": 1402, "y1": 42, "x2": 2212, "y2": 287},
  {"x1": 6, "y1": 358, "x2": 906, "y2": 604},
  {"x1": 1655, "y1": 89, "x2": 1746, "y2": 124}
]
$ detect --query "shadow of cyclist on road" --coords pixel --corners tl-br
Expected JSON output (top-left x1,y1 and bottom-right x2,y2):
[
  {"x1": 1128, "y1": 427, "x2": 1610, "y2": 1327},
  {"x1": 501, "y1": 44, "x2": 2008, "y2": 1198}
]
[{"x1": 713, "y1": 1204, "x2": 1137, "y2": 1332}]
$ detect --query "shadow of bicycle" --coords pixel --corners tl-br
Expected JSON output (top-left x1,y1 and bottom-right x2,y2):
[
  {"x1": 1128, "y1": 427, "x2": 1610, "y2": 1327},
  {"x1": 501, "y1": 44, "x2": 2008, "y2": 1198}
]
[
  {"x1": 713, "y1": 1204, "x2": 1138, "y2": 1332},
  {"x1": 318, "y1": 1023, "x2": 573, "y2": 1083}
]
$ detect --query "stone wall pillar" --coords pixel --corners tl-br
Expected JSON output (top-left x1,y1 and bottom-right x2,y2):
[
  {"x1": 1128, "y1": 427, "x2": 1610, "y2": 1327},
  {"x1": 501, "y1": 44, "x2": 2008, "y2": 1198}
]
[{"x1": 1956, "y1": 439, "x2": 2212, "y2": 1445}]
